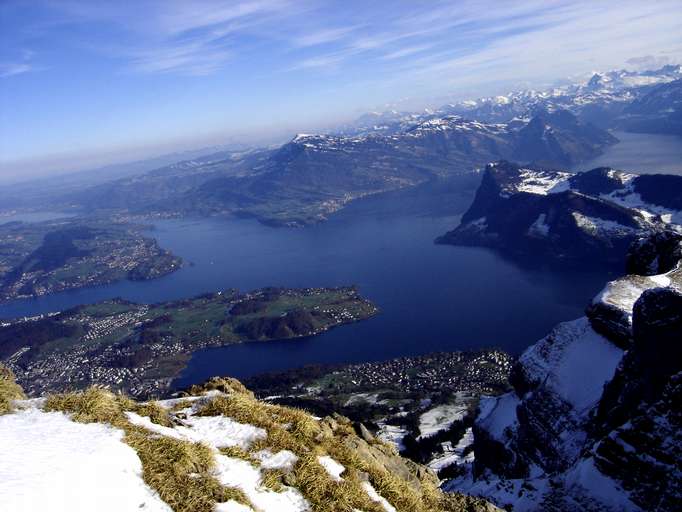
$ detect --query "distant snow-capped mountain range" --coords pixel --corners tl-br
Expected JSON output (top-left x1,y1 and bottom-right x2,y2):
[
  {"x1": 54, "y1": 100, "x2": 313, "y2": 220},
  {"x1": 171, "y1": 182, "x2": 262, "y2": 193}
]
[{"x1": 336, "y1": 64, "x2": 682, "y2": 135}]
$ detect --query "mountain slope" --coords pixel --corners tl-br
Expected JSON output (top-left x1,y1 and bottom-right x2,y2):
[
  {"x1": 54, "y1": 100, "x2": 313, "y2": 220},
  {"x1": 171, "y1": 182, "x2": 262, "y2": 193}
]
[
  {"x1": 437, "y1": 161, "x2": 682, "y2": 266},
  {"x1": 617, "y1": 78, "x2": 682, "y2": 135},
  {"x1": 0, "y1": 373, "x2": 499, "y2": 512},
  {"x1": 63, "y1": 112, "x2": 615, "y2": 227},
  {"x1": 445, "y1": 231, "x2": 682, "y2": 511}
]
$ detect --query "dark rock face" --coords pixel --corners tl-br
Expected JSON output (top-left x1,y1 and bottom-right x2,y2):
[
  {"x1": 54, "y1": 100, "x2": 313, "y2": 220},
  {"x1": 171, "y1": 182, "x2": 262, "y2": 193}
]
[
  {"x1": 568, "y1": 167, "x2": 625, "y2": 195},
  {"x1": 455, "y1": 232, "x2": 682, "y2": 511},
  {"x1": 626, "y1": 230, "x2": 682, "y2": 275},
  {"x1": 437, "y1": 161, "x2": 672, "y2": 267},
  {"x1": 585, "y1": 298, "x2": 633, "y2": 349},
  {"x1": 471, "y1": 425, "x2": 529, "y2": 479},
  {"x1": 594, "y1": 287, "x2": 682, "y2": 436},
  {"x1": 632, "y1": 174, "x2": 682, "y2": 210},
  {"x1": 589, "y1": 288, "x2": 682, "y2": 510}
]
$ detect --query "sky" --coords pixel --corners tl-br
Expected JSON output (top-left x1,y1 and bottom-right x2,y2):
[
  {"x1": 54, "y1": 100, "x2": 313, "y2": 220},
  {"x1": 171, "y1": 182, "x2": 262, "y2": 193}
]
[{"x1": 1, "y1": 0, "x2": 681, "y2": 181}]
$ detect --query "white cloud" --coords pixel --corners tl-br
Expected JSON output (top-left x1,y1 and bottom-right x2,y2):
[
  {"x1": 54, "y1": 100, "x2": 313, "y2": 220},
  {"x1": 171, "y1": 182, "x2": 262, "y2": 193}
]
[
  {"x1": 381, "y1": 45, "x2": 432, "y2": 61},
  {"x1": 292, "y1": 26, "x2": 359, "y2": 47},
  {"x1": 0, "y1": 62, "x2": 33, "y2": 77},
  {"x1": 0, "y1": 48, "x2": 38, "y2": 78}
]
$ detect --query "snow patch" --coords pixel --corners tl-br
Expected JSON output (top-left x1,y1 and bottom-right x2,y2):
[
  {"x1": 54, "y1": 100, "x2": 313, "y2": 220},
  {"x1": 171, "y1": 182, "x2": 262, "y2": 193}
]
[
  {"x1": 254, "y1": 449, "x2": 299, "y2": 471},
  {"x1": 0, "y1": 407, "x2": 172, "y2": 512},
  {"x1": 515, "y1": 169, "x2": 572, "y2": 195},
  {"x1": 317, "y1": 455, "x2": 345, "y2": 481},
  {"x1": 214, "y1": 454, "x2": 309, "y2": 512},
  {"x1": 418, "y1": 403, "x2": 468, "y2": 439},
  {"x1": 125, "y1": 411, "x2": 266, "y2": 450},
  {"x1": 571, "y1": 212, "x2": 635, "y2": 236},
  {"x1": 362, "y1": 481, "x2": 397, "y2": 512},
  {"x1": 527, "y1": 213, "x2": 550, "y2": 237}
]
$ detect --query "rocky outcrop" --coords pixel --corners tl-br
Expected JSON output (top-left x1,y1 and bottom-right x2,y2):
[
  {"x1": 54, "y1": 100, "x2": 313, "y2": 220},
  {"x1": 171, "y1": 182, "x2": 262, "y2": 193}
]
[
  {"x1": 447, "y1": 232, "x2": 682, "y2": 511},
  {"x1": 586, "y1": 230, "x2": 682, "y2": 347},
  {"x1": 438, "y1": 161, "x2": 682, "y2": 267}
]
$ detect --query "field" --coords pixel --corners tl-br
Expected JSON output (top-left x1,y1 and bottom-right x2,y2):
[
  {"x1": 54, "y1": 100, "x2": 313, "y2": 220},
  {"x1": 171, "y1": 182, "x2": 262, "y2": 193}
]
[{"x1": 1, "y1": 287, "x2": 377, "y2": 397}]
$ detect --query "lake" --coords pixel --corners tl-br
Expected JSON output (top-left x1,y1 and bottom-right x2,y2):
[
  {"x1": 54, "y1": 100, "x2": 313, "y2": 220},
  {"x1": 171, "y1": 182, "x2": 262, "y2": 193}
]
[
  {"x1": 0, "y1": 174, "x2": 612, "y2": 387},
  {"x1": 574, "y1": 131, "x2": 682, "y2": 175},
  {"x1": 4, "y1": 131, "x2": 677, "y2": 387}
]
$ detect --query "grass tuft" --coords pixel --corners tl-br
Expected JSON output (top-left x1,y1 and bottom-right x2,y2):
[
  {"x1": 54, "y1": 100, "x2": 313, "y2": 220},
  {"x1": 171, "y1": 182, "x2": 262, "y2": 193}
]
[
  {"x1": 220, "y1": 445, "x2": 259, "y2": 465},
  {"x1": 125, "y1": 426, "x2": 249, "y2": 512},
  {"x1": 132, "y1": 401, "x2": 173, "y2": 427},
  {"x1": 260, "y1": 468, "x2": 286, "y2": 493},
  {"x1": 185, "y1": 376, "x2": 252, "y2": 397},
  {"x1": 0, "y1": 364, "x2": 25, "y2": 415},
  {"x1": 44, "y1": 387, "x2": 128, "y2": 425}
]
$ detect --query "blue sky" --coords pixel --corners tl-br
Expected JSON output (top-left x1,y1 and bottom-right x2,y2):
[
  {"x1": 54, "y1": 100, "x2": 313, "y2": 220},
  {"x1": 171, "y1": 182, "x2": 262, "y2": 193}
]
[{"x1": 1, "y1": 0, "x2": 681, "y2": 180}]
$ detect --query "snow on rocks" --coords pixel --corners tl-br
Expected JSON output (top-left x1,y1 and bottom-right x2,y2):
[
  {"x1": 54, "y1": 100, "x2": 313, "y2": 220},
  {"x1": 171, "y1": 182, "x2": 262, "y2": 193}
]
[
  {"x1": 527, "y1": 213, "x2": 550, "y2": 237},
  {"x1": 505, "y1": 168, "x2": 571, "y2": 196},
  {"x1": 592, "y1": 261, "x2": 681, "y2": 329},
  {"x1": 564, "y1": 457, "x2": 641, "y2": 511},
  {"x1": 427, "y1": 427, "x2": 475, "y2": 471},
  {"x1": 571, "y1": 212, "x2": 636, "y2": 237},
  {"x1": 376, "y1": 423, "x2": 409, "y2": 451},
  {"x1": 519, "y1": 317, "x2": 623, "y2": 412},
  {"x1": 476, "y1": 393, "x2": 520, "y2": 442},
  {"x1": 0, "y1": 406, "x2": 172, "y2": 512}
]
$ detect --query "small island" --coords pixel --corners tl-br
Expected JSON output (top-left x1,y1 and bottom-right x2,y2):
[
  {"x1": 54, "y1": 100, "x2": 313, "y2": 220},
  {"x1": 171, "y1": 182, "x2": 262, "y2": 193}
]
[
  {"x1": 0, "y1": 286, "x2": 378, "y2": 397},
  {"x1": 0, "y1": 218, "x2": 182, "y2": 303}
]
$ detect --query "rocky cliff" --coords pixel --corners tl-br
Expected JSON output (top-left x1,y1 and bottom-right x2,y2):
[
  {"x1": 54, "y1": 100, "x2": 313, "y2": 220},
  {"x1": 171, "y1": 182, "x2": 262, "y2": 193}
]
[
  {"x1": 446, "y1": 231, "x2": 682, "y2": 511},
  {"x1": 437, "y1": 161, "x2": 682, "y2": 267}
]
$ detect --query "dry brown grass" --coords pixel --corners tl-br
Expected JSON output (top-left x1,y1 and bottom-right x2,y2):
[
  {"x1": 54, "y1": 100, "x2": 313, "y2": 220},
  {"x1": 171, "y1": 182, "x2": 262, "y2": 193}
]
[
  {"x1": 44, "y1": 387, "x2": 129, "y2": 424},
  {"x1": 44, "y1": 387, "x2": 255, "y2": 512},
  {"x1": 220, "y1": 445, "x2": 259, "y2": 465},
  {"x1": 185, "y1": 376, "x2": 253, "y2": 397},
  {"x1": 292, "y1": 453, "x2": 385, "y2": 512},
  {"x1": 260, "y1": 468, "x2": 286, "y2": 493},
  {"x1": 195, "y1": 390, "x2": 445, "y2": 512},
  {"x1": 39, "y1": 379, "x2": 466, "y2": 512},
  {"x1": 125, "y1": 426, "x2": 253, "y2": 512},
  {"x1": 0, "y1": 365, "x2": 25, "y2": 415},
  {"x1": 132, "y1": 401, "x2": 173, "y2": 427}
]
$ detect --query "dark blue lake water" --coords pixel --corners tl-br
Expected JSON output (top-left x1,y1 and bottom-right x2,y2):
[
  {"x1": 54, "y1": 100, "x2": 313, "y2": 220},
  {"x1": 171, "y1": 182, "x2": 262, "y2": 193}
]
[
  {"x1": 5, "y1": 131, "x2": 676, "y2": 387},
  {"x1": 0, "y1": 174, "x2": 612, "y2": 387}
]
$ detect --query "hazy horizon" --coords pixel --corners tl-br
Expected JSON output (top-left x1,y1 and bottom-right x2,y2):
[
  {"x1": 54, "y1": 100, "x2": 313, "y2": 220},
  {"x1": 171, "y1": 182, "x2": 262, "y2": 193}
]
[{"x1": 1, "y1": 0, "x2": 681, "y2": 182}]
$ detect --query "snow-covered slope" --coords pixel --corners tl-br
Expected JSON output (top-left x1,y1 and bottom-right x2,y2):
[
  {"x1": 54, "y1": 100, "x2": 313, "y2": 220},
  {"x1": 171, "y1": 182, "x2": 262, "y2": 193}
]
[
  {"x1": 445, "y1": 230, "x2": 682, "y2": 511},
  {"x1": 0, "y1": 374, "x2": 500, "y2": 512},
  {"x1": 1, "y1": 405, "x2": 172, "y2": 512}
]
